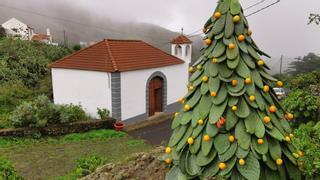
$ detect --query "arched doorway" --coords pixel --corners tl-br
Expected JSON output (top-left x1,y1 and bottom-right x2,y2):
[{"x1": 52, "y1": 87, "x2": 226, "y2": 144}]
[{"x1": 148, "y1": 77, "x2": 164, "y2": 116}]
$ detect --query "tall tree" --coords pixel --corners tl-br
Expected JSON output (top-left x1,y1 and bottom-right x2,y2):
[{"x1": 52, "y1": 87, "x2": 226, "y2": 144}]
[
  {"x1": 164, "y1": 0, "x2": 303, "y2": 179},
  {"x1": 288, "y1": 53, "x2": 320, "y2": 74}
]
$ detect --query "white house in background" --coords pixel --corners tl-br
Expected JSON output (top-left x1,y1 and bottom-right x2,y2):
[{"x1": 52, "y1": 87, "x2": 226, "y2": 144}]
[
  {"x1": 50, "y1": 35, "x2": 192, "y2": 123},
  {"x1": 2, "y1": 18, "x2": 57, "y2": 45},
  {"x1": 31, "y1": 28, "x2": 57, "y2": 45},
  {"x1": 2, "y1": 18, "x2": 35, "y2": 40}
]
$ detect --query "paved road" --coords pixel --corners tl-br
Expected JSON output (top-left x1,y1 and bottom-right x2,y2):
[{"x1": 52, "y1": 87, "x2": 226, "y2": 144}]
[{"x1": 128, "y1": 119, "x2": 173, "y2": 145}]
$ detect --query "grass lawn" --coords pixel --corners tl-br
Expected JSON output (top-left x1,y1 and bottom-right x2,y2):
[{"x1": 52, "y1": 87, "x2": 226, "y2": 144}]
[{"x1": 0, "y1": 130, "x2": 153, "y2": 180}]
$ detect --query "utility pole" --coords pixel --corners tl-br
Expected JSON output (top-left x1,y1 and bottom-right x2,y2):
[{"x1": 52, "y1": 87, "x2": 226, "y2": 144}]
[
  {"x1": 280, "y1": 55, "x2": 283, "y2": 75},
  {"x1": 63, "y1": 30, "x2": 67, "y2": 47}
]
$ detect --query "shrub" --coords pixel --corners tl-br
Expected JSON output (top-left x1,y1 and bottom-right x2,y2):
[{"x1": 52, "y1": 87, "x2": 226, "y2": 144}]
[
  {"x1": 74, "y1": 155, "x2": 107, "y2": 177},
  {"x1": 283, "y1": 90, "x2": 320, "y2": 123},
  {"x1": 293, "y1": 122, "x2": 320, "y2": 179},
  {"x1": 287, "y1": 70, "x2": 320, "y2": 90},
  {"x1": 97, "y1": 108, "x2": 110, "y2": 120},
  {"x1": 10, "y1": 95, "x2": 88, "y2": 128},
  {"x1": 60, "y1": 104, "x2": 87, "y2": 123},
  {"x1": 10, "y1": 95, "x2": 60, "y2": 128},
  {"x1": 0, "y1": 156, "x2": 23, "y2": 179}
]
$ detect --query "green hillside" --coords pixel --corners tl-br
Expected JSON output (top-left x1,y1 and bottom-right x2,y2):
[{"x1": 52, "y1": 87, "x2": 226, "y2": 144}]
[{"x1": 0, "y1": 38, "x2": 71, "y2": 127}]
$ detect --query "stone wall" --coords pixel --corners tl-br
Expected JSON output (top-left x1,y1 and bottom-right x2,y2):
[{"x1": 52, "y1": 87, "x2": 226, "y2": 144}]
[{"x1": 0, "y1": 118, "x2": 116, "y2": 137}]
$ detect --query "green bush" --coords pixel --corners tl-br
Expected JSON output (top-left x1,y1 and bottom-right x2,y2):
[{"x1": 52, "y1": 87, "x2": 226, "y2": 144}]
[
  {"x1": 10, "y1": 95, "x2": 88, "y2": 128},
  {"x1": 283, "y1": 90, "x2": 320, "y2": 123},
  {"x1": 57, "y1": 155, "x2": 107, "y2": 179},
  {"x1": 75, "y1": 155, "x2": 107, "y2": 177},
  {"x1": 0, "y1": 156, "x2": 23, "y2": 179},
  {"x1": 97, "y1": 108, "x2": 110, "y2": 120},
  {"x1": 10, "y1": 95, "x2": 60, "y2": 128},
  {"x1": 60, "y1": 104, "x2": 87, "y2": 123},
  {"x1": 287, "y1": 70, "x2": 320, "y2": 90},
  {"x1": 293, "y1": 122, "x2": 320, "y2": 179},
  {"x1": 0, "y1": 38, "x2": 70, "y2": 87}
]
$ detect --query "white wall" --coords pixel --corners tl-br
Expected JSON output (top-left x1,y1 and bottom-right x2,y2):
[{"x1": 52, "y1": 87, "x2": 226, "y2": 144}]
[
  {"x1": 52, "y1": 68, "x2": 112, "y2": 118},
  {"x1": 120, "y1": 64, "x2": 188, "y2": 120},
  {"x1": 2, "y1": 18, "x2": 32, "y2": 40}
]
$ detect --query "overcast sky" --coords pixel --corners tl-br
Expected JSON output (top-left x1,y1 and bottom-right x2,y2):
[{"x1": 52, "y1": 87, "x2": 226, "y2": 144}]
[{"x1": 1, "y1": 0, "x2": 320, "y2": 58}]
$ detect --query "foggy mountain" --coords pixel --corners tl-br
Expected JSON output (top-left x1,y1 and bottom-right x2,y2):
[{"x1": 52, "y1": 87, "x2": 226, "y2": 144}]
[
  {"x1": 0, "y1": 1, "x2": 203, "y2": 59},
  {"x1": 0, "y1": 0, "x2": 295, "y2": 74}
]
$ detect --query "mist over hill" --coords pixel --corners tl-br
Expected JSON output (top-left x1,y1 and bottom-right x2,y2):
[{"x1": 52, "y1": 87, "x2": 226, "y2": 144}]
[
  {"x1": 0, "y1": 0, "x2": 296, "y2": 74},
  {"x1": 0, "y1": 1, "x2": 203, "y2": 59}
]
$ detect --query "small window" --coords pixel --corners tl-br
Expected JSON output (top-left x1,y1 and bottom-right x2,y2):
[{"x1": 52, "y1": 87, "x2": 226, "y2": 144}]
[{"x1": 175, "y1": 45, "x2": 182, "y2": 56}]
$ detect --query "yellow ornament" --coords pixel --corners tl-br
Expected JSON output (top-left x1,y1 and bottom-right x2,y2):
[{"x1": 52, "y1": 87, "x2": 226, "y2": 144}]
[
  {"x1": 204, "y1": 38, "x2": 212, "y2": 45},
  {"x1": 249, "y1": 95, "x2": 256, "y2": 102},
  {"x1": 165, "y1": 147, "x2": 172, "y2": 153},
  {"x1": 239, "y1": 159, "x2": 245, "y2": 166},
  {"x1": 233, "y1": 15, "x2": 241, "y2": 23},
  {"x1": 229, "y1": 135, "x2": 235, "y2": 143},
  {"x1": 257, "y1": 138, "x2": 264, "y2": 145},
  {"x1": 289, "y1": 134, "x2": 294, "y2": 139},
  {"x1": 245, "y1": 78, "x2": 251, "y2": 85},
  {"x1": 178, "y1": 98, "x2": 184, "y2": 103},
  {"x1": 263, "y1": 116, "x2": 271, "y2": 124},
  {"x1": 292, "y1": 153, "x2": 299, "y2": 158},
  {"x1": 197, "y1": 65, "x2": 202, "y2": 70},
  {"x1": 197, "y1": 119, "x2": 204, "y2": 125},
  {"x1": 276, "y1": 158, "x2": 283, "y2": 165},
  {"x1": 258, "y1": 60, "x2": 265, "y2": 66},
  {"x1": 276, "y1": 81, "x2": 284, "y2": 87},
  {"x1": 298, "y1": 151, "x2": 304, "y2": 157},
  {"x1": 187, "y1": 137, "x2": 194, "y2": 145},
  {"x1": 188, "y1": 86, "x2": 194, "y2": 91},
  {"x1": 238, "y1": 34, "x2": 245, "y2": 42},
  {"x1": 228, "y1": 43, "x2": 235, "y2": 49},
  {"x1": 202, "y1": 76, "x2": 209, "y2": 82},
  {"x1": 212, "y1": 58, "x2": 219, "y2": 64},
  {"x1": 165, "y1": 158, "x2": 172, "y2": 164},
  {"x1": 287, "y1": 113, "x2": 294, "y2": 120},
  {"x1": 284, "y1": 136, "x2": 291, "y2": 142},
  {"x1": 184, "y1": 104, "x2": 191, "y2": 111},
  {"x1": 269, "y1": 105, "x2": 277, "y2": 113},
  {"x1": 247, "y1": 30, "x2": 253, "y2": 36},
  {"x1": 232, "y1": 106, "x2": 238, "y2": 111},
  {"x1": 231, "y1": 79, "x2": 238, "y2": 86},
  {"x1": 219, "y1": 162, "x2": 227, "y2": 170},
  {"x1": 211, "y1": 91, "x2": 217, "y2": 97},
  {"x1": 263, "y1": 85, "x2": 270, "y2": 92},
  {"x1": 203, "y1": 135, "x2": 210, "y2": 142},
  {"x1": 214, "y1": 12, "x2": 222, "y2": 19},
  {"x1": 188, "y1": 67, "x2": 194, "y2": 73}
]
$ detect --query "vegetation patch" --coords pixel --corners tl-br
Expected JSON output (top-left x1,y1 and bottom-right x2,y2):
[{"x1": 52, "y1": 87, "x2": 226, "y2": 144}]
[
  {"x1": 0, "y1": 129, "x2": 152, "y2": 179},
  {"x1": 293, "y1": 122, "x2": 320, "y2": 179}
]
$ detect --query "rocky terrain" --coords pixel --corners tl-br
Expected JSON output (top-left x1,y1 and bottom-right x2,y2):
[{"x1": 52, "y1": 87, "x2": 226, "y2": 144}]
[{"x1": 81, "y1": 147, "x2": 168, "y2": 180}]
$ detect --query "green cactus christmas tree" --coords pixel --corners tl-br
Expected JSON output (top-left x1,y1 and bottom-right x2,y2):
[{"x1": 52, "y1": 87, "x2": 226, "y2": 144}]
[{"x1": 164, "y1": 0, "x2": 303, "y2": 179}]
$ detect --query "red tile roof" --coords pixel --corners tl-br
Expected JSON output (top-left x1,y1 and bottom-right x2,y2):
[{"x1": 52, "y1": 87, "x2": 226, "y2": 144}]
[
  {"x1": 50, "y1": 39, "x2": 184, "y2": 72},
  {"x1": 32, "y1": 34, "x2": 50, "y2": 41},
  {"x1": 170, "y1": 35, "x2": 192, "y2": 44}
]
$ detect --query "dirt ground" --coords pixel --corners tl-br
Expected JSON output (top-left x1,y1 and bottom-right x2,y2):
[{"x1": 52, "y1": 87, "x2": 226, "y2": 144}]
[{"x1": 81, "y1": 147, "x2": 168, "y2": 180}]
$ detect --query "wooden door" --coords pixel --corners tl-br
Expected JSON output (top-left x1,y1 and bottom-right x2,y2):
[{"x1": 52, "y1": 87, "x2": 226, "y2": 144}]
[{"x1": 148, "y1": 77, "x2": 163, "y2": 116}]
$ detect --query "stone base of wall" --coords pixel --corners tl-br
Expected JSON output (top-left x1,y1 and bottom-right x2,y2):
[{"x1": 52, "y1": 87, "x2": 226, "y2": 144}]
[{"x1": 0, "y1": 118, "x2": 116, "y2": 137}]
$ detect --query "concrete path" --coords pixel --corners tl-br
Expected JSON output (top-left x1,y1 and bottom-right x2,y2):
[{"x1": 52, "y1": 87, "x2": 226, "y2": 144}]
[{"x1": 128, "y1": 118, "x2": 173, "y2": 145}]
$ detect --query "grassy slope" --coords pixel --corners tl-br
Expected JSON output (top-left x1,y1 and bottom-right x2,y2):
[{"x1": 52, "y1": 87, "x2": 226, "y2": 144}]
[{"x1": 0, "y1": 130, "x2": 152, "y2": 179}]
